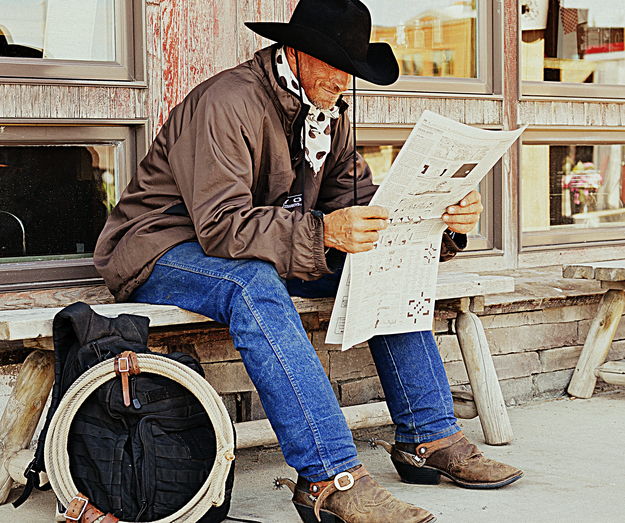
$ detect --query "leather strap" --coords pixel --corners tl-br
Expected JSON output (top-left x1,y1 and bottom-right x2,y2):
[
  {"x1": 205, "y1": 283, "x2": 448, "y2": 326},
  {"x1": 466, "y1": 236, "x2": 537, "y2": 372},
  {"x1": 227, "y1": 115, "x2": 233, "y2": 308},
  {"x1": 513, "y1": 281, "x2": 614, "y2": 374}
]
[
  {"x1": 415, "y1": 430, "x2": 465, "y2": 459},
  {"x1": 311, "y1": 466, "x2": 369, "y2": 522},
  {"x1": 64, "y1": 493, "x2": 119, "y2": 523},
  {"x1": 114, "y1": 351, "x2": 140, "y2": 407}
]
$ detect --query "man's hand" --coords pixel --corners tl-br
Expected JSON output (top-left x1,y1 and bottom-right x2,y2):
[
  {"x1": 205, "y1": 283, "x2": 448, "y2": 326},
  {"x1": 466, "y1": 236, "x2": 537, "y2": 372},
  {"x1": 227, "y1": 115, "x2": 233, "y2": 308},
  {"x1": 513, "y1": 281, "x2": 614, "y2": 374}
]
[
  {"x1": 324, "y1": 206, "x2": 389, "y2": 253},
  {"x1": 442, "y1": 190, "x2": 483, "y2": 234}
]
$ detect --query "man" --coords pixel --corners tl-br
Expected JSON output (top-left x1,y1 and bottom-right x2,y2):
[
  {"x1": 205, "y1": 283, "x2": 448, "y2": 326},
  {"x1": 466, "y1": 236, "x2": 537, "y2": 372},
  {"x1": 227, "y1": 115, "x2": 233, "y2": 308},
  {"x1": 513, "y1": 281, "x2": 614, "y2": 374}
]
[{"x1": 95, "y1": 1, "x2": 522, "y2": 521}]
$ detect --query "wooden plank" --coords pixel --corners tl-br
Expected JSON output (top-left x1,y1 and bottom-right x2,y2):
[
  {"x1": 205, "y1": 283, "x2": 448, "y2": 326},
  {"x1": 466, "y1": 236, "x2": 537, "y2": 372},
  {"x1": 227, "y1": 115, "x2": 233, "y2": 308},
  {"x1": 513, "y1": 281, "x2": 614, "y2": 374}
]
[
  {"x1": 562, "y1": 264, "x2": 597, "y2": 280},
  {"x1": 564, "y1": 260, "x2": 625, "y2": 282},
  {"x1": 568, "y1": 289, "x2": 625, "y2": 398},
  {"x1": 0, "y1": 304, "x2": 211, "y2": 342},
  {"x1": 0, "y1": 275, "x2": 514, "y2": 342},
  {"x1": 601, "y1": 281, "x2": 625, "y2": 291},
  {"x1": 596, "y1": 361, "x2": 625, "y2": 386}
]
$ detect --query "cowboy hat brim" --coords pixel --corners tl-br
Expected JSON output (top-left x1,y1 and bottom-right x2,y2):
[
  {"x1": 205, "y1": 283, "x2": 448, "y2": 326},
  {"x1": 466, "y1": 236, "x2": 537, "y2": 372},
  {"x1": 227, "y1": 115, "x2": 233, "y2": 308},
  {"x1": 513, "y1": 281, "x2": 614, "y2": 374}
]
[{"x1": 245, "y1": 21, "x2": 399, "y2": 86}]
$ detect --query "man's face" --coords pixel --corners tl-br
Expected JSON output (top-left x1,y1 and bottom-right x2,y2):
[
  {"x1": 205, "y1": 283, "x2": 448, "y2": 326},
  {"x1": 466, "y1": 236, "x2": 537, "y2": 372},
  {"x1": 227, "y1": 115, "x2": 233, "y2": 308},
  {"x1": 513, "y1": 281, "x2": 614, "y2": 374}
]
[{"x1": 285, "y1": 47, "x2": 351, "y2": 110}]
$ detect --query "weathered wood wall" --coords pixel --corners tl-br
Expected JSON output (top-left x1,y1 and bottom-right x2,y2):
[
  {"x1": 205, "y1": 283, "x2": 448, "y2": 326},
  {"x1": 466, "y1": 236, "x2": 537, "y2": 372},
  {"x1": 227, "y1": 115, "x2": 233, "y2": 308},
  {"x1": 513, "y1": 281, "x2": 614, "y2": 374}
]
[{"x1": 1, "y1": 0, "x2": 624, "y2": 273}]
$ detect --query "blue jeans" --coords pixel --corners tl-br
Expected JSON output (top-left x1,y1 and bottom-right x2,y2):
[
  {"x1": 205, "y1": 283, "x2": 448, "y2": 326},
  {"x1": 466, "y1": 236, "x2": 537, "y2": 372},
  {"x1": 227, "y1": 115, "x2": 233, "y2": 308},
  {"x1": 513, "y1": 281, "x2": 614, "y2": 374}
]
[{"x1": 130, "y1": 242, "x2": 459, "y2": 481}]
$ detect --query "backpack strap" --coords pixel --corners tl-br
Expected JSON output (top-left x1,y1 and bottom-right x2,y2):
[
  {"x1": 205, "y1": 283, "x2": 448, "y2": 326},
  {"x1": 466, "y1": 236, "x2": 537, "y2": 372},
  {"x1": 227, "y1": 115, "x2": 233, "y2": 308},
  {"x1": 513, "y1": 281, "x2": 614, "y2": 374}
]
[
  {"x1": 64, "y1": 493, "x2": 119, "y2": 523},
  {"x1": 114, "y1": 351, "x2": 141, "y2": 407}
]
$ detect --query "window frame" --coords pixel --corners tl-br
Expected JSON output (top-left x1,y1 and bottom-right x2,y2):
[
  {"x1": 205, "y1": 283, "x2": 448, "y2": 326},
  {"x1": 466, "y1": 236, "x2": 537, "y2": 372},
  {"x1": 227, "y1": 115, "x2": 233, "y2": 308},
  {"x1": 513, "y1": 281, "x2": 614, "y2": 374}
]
[
  {"x1": 519, "y1": 1, "x2": 625, "y2": 99},
  {"x1": 358, "y1": 0, "x2": 501, "y2": 95},
  {"x1": 0, "y1": 122, "x2": 146, "y2": 290},
  {"x1": 520, "y1": 127, "x2": 625, "y2": 248},
  {"x1": 0, "y1": 0, "x2": 146, "y2": 84},
  {"x1": 356, "y1": 124, "x2": 501, "y2": 253}
]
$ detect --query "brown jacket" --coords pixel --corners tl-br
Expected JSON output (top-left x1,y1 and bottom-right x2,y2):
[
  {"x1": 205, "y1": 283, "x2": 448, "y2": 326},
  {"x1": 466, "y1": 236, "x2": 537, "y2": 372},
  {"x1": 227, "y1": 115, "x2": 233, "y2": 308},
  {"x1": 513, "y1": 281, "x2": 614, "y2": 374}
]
[{"x1": 95, "y1": 46, "x2": 463, "y2": 301}]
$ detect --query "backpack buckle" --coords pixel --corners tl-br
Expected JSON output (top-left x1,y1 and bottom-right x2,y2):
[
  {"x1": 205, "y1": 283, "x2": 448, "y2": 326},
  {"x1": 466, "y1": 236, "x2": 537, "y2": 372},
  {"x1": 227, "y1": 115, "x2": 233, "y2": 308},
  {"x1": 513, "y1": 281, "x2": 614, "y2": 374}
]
[
  {"x1": 64, "y1": 494, "x2": 88, "y2": 521},
  {"x1": 116, "y1": 356, "x2": 130, "y2": 373},
  {"x1": 114, "y1": 352, "x2": 141, "y2": 408}
]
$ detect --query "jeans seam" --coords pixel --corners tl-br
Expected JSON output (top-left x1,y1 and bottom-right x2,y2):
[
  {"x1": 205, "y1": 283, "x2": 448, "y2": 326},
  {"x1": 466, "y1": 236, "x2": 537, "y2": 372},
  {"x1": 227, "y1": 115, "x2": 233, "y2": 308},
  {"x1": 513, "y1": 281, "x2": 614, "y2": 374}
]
[
  {"x1": 380, "y1": 335, "x2": 419, "y2": 436},
  {"x1": 241, "y1": 288, "x2": 336, "y2": 477},
  {"x1": 156, "y1": 260, "x2": 249, "y2": 288},
  {"x1": 421, "y1": 330, "x2": 454, "y2": 420}
]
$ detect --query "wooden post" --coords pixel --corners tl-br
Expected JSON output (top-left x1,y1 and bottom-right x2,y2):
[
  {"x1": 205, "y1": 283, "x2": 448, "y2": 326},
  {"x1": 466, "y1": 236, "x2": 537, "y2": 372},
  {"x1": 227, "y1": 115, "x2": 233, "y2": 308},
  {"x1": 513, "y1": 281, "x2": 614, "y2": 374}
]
[
  {"x1": 456, "y1": 312, "x2": 514, "y2": 445},
  {"x1": 0, "y1": 350, "x2": 55, "y2": 504},
  {"x1": 567, "y1": 289, "x2": 625, "y2": 399}
]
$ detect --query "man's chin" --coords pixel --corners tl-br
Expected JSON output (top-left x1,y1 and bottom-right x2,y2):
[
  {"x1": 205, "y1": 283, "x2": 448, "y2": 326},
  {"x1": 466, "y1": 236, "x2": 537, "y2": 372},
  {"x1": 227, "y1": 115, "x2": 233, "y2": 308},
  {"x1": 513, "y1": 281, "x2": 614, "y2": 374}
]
[{"x1": 312, "y1": 98, "x2": 339, "y2": 111}]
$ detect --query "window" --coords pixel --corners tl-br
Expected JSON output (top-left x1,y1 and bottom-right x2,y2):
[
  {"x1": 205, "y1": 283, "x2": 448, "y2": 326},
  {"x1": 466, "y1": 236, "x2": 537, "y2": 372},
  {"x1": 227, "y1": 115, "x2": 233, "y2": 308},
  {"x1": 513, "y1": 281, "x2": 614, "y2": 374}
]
[
  {"x1": 357, "y1": 127, "x2": 498, "y2": 252},
  {"x1": 0, "y1": 0, "x2": 145, "y2": 82},
  {"x1": 0, "y1": 125, "x2": 142, "y2": 289},
  {"x1": 521, "y1": 131, "x2": 625, "y2": 246},
  {"x1": 363, "y1": 0, "x2": 498, "y2": 94},
  {"x1": 521, "y1": 0, "x2": 625, "y2": 97}
]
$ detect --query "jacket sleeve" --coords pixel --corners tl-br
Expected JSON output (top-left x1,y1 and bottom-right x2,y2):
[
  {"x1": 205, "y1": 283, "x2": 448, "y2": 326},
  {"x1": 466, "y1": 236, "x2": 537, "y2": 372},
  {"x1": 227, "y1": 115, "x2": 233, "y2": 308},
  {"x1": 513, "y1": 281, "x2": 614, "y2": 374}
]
[
  {"x1": 167, "y1": 91, "x2": 331, "y2": 280},
  {"x1": 318, "y1": 112, "x2": 467, "y2": 262}
]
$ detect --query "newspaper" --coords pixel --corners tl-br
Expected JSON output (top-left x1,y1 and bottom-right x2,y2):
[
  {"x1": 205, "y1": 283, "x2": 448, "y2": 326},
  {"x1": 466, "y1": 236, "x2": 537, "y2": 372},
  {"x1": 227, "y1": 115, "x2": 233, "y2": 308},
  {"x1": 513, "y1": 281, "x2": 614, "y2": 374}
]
[{"x1": 326, "y1": 110, "x2": 525, "y2": 350}]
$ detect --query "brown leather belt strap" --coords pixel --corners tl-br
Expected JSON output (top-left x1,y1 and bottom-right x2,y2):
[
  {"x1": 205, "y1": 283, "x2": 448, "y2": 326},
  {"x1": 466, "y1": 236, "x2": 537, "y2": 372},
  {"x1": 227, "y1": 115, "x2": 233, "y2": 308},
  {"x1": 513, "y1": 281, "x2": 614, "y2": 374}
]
[
  {"x1": 114, "y1": 351, "x2": 141, "y2": 407},
  {"x1": 415, "y1": 430, "x2": 465, "y2": 459},
  {"x1": 64, "y1": 493, "x2": 119, "y2": 523},
  {"x1": 312, "y1": 465, "x2": 369, "y2": 522}
]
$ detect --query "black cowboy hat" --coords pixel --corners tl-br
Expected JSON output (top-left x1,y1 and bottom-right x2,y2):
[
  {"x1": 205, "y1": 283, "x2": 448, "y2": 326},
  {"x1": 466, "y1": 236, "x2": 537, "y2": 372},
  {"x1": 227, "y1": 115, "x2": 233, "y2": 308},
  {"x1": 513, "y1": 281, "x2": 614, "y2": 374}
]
[{"x1": 245, "y1": 0, "x2": 399, "y2": 86}]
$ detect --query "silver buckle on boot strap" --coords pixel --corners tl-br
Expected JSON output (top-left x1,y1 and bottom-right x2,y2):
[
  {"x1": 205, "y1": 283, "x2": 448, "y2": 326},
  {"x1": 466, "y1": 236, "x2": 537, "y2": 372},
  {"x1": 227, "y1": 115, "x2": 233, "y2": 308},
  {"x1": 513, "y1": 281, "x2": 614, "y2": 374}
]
[{"x1": 334, "y1": 471, "x2": 355, "y2": 491}]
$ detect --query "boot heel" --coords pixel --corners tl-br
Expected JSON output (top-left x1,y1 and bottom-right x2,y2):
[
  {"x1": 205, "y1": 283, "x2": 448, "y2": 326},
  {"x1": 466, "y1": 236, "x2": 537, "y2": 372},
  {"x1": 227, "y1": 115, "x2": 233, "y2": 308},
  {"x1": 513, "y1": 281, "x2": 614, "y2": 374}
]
[
  {"x1": 392, "y1": 458, "x2": 441, "y2": 485},
  {"x1": 293, "y1": 501, "x2": 345, "y2": 523}
]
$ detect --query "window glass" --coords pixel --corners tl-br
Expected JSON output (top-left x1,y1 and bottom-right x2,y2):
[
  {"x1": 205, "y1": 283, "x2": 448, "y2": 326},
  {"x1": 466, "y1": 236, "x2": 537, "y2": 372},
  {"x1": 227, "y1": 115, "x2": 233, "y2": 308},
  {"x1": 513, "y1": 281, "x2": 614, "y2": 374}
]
[
  {"x1": 521, "y1": 143, "x2": 625, "y2": 234},
  {"x1": 359, "y1": 144, "x2": 485, "y2": 237},
  {"x1": 0, "y1": 0, "x2": 116, "y2": 61},
  {"x1": 0, "y1": 144, "x2": 117, "y2": 262},
  {"x1": 368, "y1": 0, "x2": 478, "y2": 78},
  {"x1": 521, "y1": 0, "x2": 625, "y2": 86}
]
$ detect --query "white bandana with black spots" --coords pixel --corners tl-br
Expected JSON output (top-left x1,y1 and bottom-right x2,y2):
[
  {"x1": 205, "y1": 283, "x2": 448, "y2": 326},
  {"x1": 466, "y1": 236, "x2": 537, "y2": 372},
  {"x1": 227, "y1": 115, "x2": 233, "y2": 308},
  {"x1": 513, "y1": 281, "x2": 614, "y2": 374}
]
[{"x1": 275, "y1": 46, "x2": 341, "y2": 175}]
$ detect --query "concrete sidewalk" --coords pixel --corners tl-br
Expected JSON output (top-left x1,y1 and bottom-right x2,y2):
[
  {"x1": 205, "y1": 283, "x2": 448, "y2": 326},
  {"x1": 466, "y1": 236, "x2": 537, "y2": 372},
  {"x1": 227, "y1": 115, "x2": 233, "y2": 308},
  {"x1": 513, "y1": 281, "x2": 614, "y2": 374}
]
[{"x1": 3, "y1": 391, "x2": 624, "y2": 522}]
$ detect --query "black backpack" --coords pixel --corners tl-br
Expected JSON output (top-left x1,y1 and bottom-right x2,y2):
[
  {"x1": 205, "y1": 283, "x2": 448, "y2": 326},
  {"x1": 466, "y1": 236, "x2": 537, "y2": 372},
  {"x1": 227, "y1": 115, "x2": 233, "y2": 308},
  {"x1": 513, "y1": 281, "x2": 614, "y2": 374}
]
[{"x1": 14, "y1": 302, "x2": 234, "y2": 522}]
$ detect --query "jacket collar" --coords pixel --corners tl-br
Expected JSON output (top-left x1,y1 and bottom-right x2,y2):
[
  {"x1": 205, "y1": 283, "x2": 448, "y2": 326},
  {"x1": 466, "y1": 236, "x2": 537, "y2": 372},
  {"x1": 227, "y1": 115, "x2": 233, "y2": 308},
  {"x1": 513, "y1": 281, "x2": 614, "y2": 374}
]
[{"x1": 251, "y1": 45, "x2": 348, "y2": 137}]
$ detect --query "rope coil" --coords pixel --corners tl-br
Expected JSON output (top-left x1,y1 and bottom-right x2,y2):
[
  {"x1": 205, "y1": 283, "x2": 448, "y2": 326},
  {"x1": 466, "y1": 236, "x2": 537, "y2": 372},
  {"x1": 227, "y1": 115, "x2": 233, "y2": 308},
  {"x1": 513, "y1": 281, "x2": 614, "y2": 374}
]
[{"x1": 44, "y1": 354, "x2": 235, "y2": 523}]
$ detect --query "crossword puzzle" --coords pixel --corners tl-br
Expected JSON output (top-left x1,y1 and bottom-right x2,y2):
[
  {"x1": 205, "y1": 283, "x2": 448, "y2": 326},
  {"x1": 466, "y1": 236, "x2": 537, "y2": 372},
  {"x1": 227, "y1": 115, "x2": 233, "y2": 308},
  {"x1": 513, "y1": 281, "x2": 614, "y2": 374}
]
[
  {"x1": 423, "y1": 243, "x2": 438, "y2": 264},
  {"x1": 406, "y1": 292, "x2": 432, "y2": 322}
]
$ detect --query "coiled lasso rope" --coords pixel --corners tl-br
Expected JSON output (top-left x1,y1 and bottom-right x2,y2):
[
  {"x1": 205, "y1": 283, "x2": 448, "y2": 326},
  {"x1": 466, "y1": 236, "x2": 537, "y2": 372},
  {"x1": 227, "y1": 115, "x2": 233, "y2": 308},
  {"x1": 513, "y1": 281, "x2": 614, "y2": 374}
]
[{"x1": 44, "y1": 354, "x2": 235, "y2": 523}]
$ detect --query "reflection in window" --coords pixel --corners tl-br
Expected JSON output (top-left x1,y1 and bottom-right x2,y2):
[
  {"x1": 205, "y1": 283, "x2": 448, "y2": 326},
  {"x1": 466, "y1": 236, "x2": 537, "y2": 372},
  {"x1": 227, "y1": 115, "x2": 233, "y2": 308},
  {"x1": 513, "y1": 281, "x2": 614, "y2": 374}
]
[
  {"x1": 522, "y1": 143, "x2": 625, "y2": 233},
  {"x1": 358, "y1": 144, "x2": 484, "y2": 236},
  {"x1": 367, "y1": 0, "x2": 478, "y2": 78},
  {"x1": 0, "y1": 0, "x2": 115, "y2": 61},
  {"x1": 0, "y1": 145, "x2": 117, "y2": 261},
  {"x1": 521, "y1": 0, "x2": 625, "y2": 85}
]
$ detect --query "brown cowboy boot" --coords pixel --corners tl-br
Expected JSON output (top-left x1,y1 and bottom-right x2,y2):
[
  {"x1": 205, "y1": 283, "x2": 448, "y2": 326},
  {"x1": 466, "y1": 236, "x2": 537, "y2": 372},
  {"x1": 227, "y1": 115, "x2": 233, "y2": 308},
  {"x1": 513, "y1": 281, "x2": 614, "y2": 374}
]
[
  {"x1": 275, "y1": 465, "x2": 435, "y2": 523},
  {"x1": 375, "y1": 431, "x2": 523, "y2": 489}
]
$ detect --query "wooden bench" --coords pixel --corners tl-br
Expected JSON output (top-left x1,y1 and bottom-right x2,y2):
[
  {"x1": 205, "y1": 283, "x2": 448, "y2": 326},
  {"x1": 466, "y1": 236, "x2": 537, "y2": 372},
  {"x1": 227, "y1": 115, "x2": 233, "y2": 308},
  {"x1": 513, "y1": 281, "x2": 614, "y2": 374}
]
[
  {"x1": 0, "y1": 272, "x2": 515, "y2": 504},
  {"x1": 564, "y1": 261, "x2": 625, "y2": 398}
]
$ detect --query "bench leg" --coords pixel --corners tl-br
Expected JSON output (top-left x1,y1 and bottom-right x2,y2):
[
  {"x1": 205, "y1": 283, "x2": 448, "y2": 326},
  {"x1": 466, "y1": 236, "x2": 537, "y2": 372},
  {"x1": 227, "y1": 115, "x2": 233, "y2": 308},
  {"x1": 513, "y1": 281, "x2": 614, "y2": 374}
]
[
  {"x1": 567, "y1": 289, "x2": 625, "y2": 399},
  {"x1": 455, "y1": 312, "x2": 513, "y2": 446},
  {"x1": 0, "y1": 350, "x2": 54, "y2": 504}
]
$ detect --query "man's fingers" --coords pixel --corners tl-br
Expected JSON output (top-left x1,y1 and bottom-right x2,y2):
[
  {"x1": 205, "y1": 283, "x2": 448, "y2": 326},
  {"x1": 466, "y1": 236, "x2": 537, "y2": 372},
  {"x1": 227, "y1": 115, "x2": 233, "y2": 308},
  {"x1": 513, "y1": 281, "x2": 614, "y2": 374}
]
[
  {"x1": 443, "y1": 213, "x2": 478, "y2": 225},
  {"x1": 459, "y1": 190, "x2": 481, "y2": 207},
  {"x1": 353, "y1": 231, "x2": 379, "y2": 243},
  {"x1": 351, "y1": 242, "x2": 376, "y2": 253},
  {"x1": 352, "y1": 205, "x2": 389, "y2": 220},
  {"x1": 446, "y1": 202, "x2": 483, "y2": 215},
  {"x1": 354, "y1": 218, "x2": 388, "y2": 232}
]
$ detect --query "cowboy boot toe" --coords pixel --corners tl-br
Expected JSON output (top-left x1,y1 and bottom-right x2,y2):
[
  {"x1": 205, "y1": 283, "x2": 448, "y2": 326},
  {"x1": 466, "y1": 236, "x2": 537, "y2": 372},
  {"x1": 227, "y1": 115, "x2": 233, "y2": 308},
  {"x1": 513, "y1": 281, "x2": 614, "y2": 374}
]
[{"x1": 380, "y1": 431, "x2": 523, "y2": 489}]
